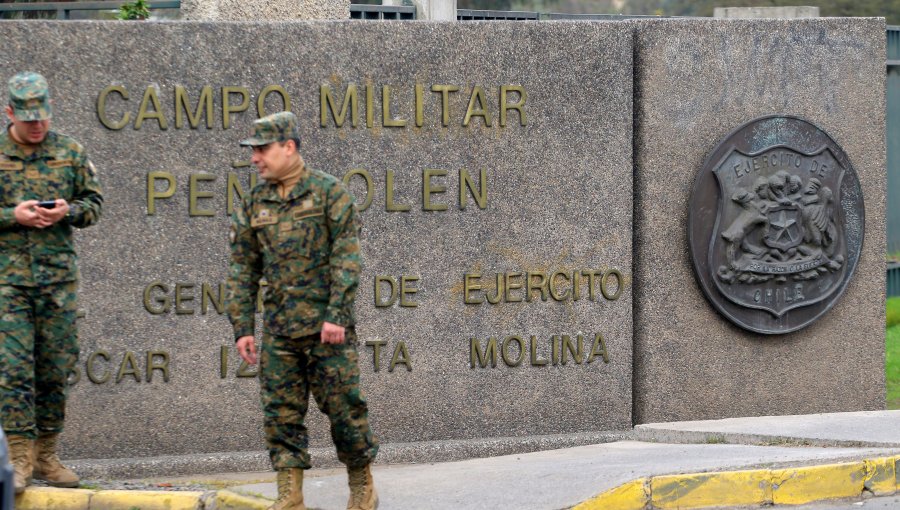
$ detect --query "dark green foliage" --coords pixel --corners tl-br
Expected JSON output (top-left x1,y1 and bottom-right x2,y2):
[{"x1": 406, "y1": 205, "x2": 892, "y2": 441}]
[{"x1": 116, "y1": 0, "x2": 149, "y2": 20}]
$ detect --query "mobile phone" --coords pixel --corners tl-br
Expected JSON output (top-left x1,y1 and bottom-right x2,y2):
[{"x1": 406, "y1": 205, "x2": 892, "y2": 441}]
[{"x1": 37, "y1": 200, "x2": 57, "y2": 209}]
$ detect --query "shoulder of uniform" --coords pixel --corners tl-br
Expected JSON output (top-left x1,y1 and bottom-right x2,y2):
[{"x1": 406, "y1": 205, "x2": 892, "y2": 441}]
[
  {"x1": 309, "y1": 168, "x2": 346, "y2": 194},
  {"x1": 247, "y1": 180, "x2": 276, "y2": 202},
  {"x1": 46, "y1": 131, "x2": 86, "y2": 155}
]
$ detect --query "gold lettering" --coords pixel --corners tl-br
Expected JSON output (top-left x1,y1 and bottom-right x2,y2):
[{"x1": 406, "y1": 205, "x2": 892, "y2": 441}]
[
  {"x1": 500, "y1": 85, "x2": 527, "y2": 127},
  {"x1": 389, "y1": 341, "x2": 412, "y2": 372},
  {"x1": 459, "y1": 168, "x2": 487, "y2": 210},
  {"x1": 227, "y1": 172, "x2": 258, "y2": 215},
  {"x1": 342, "y1": 169, "x2": 374, "y2": 212},
  {"x1": 189, "y1": 174, "x2": 216, "y2": 217},
  {"x1": 237, "y1": 360, "x2": 257, "y2": 377},
  {"x1": 366, "y1": 84, "x2": 374, "y2": 128},
  {"x1": 588, "y1": 333, "x2": 609, "y2": 363},
  {"x1": 202, "y1": 282, "x2": 224, "y2": 314},
  {"x1": 504, "y1": 272, "x2": 523, "y2": 302},
  {"x1": 320, "y1": 83, "x2": 358, "y2": 128},
  {"x1": 530, "y1": 336, "x2": 548, "y2": 366},
  {"x1": 116, "y1": 352, "x2": 141, "y2": 383},
  {"x1": 470, "y1": 337, "x2": 498, "y2": 368},
  {"x1": 175, "y1": 283, "x2": 195, "y2": 315},
  {"x1": 501, "y1": 336, "x2": 525, "y2": 367},
  {"x1": 526, "y1": 271, "x2": 549, "y2": 302},
  {"x1": 97, "y1": 85, "x2": 130, "y2": 130},
  {"x1": 464, "y1": 273, "x2": 483, "y2": 305},
  {"x1": 375, "y1": 275, "x2": 398, "y2": 307},
  {"x1": 220, "y1": 346, "x2": 228, "y2": 379},
  {"x1": 463, "y1": 86, "x2": 492, "y2": 127},
  {"x1": 561, "y1": 335, "x2": 583, "y2": 365},
  {"x1": 382, "y1": 85, "x2": 407, "y2": 128},
  {"x1": 400, "y1": 276, "x2": 419, "y2": 307},
  {"x1": 174, "y1": 85, "x2": 213, "y2": 129},
  {"x1": 143, "y1": 282, "x2": 170, "y2": 314},
  {"x1": 135, "y1": 86, "x2": 168, "y2": 130},
  {"x1": 222, "y1": 86, "x2": 250, "y2": 129},
  {"x1": 486, "y1": 273, "x2": 503, "y2": 305},
  {"x1": 366, "y1": 340, "x2": 388, "y2": 372},
  {"x1": 257, "y1": 85, "x2": 291, "y2": 117},
  {"x1": 601, "y1": 269, "x2": 623, "y2": 301},
  {"x1": 415, "y1": 83, "x2": 424, "y2": 128},
  {"x1": 549, "y1": 271, "x2": 570, "y2": 301},
  {"x1": 431, "y1": 85, "x2": 460, "y2": 127},
  {"x1": 385, "y1": 170, "x2": 411, "y2": 212},
  {"x1": 146, "y1": 351, "x2": 170, "y2": 382},
  {"x1": 422, "y1": 169, "x2": 448, "y2": 211},
  {"x1": 147, "y1": 171, "x2": 175, "y2": 215},
  {"x1": 87, "y1": 351, "x2": 111, "y2": 384}
]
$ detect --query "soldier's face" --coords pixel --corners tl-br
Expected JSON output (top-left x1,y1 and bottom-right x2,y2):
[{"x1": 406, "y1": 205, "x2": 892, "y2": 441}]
[
  {"x1": 251, "y1": 141, "x2": 293, "y2": 180},
  {"x1": 5, "y1": 106, "x2": 50, "y2": 145}
]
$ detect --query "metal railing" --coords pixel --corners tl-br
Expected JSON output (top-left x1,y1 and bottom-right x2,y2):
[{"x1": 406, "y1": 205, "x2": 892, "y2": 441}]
[
  {"x1": 351, "y1": 5, "x2": 415, "y2": 20},
  {"x1": 0, "y1": 1, "x2": 179, "y2": 19},
  {"x1": 889, "y1": 263, "x2": 900, "y2": 297},
  {"x1": 457, "y1": 9, "x2": 538, "y2": 20}
]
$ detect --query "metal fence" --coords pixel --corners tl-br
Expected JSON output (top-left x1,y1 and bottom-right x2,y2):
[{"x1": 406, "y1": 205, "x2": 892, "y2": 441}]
[
  {"x1": 351, "y1": 5, "x2": 415, "y2": 20},
  {"x1": 457, "y1": 9, "x2": 538, "y2": 20},
  {"x1": 0, "y1": 1, "x2": 179, "y2": 19},
  {"x1": 888, "y1": 27, "x2": 900, "y2": 259}
]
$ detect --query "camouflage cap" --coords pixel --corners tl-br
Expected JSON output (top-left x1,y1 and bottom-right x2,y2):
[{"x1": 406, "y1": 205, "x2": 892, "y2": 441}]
[
  {"x1": 8, "y1": 72, "x2": 51, "y2": 121},
  {"x1": 240, "y1": 111, "x2": 300, "y2": 147}
]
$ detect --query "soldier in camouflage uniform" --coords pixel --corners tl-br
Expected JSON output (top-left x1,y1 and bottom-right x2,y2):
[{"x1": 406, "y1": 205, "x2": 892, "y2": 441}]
[
  {"x1": 226, "y1": 111, "x2": 378, "y2": 510},
  {"x1": 0, "y1": 72, "x2": 102, "y2": 494}
]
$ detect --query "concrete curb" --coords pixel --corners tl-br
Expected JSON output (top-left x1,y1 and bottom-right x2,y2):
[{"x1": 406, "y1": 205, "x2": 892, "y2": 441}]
[
  {"x1": 573, "y1": 455, "x2": 900, "y2": 510},
  {"x1": 14, "y1": 487, "x2": 215, "y2": 510}
]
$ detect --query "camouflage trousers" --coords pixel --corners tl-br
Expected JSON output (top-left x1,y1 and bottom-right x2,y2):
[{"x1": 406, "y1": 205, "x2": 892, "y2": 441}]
[
  {"x1": 0, "y1": 282, "x2": 79, "y2": 439},
  {"x1": 260, "y1": 328, "x2": 379, "y2": 470}
]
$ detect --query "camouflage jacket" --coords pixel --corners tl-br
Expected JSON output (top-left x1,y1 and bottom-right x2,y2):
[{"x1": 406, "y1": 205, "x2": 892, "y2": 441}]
[
  {"x1": 0, "y1": 129, "x2": 103, "y2": 286},
  {"x1": 226, "y1": 166, "x2": 361, "y2": 340}
]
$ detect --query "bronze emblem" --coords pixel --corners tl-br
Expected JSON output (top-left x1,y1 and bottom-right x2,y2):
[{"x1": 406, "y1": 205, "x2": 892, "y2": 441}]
[{"x1": 689, "y1": 116, "x2": 864, "y2": 334}]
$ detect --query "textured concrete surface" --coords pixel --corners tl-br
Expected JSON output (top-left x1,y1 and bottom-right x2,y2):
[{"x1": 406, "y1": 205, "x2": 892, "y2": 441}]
[
  {"x1": 632, "y1": 18, "x2": 886, "y2": 424},
  {"x1": 636, "y1": 410, "x2": 900, "y2": 447},
  {"x1": 0, "y1": 21, "x2": 633, "y2": 462},
  {"x1": 68, "y1": 431, "x2": 629, "y2": 478},
  {"x1": 180, "y1": 0, "x2": 350, "y2": 20},
  {"x1": 713, "y1": 6, "x2": 820, "y2": 18},
  {"x1": 230, "y1": 441, "x2": 900, "y2": 509}
]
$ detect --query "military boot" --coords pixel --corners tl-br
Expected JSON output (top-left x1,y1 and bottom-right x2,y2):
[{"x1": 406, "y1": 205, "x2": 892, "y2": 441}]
[
  {"x1": 32, "y1": 433, "x2": 79, "y2": 488},
  {"x1": 268, "y1": 468, "x2": 306, "y2": 510},
  {"x1": 7, "y1": 434, "x2": 33, "y2": 494},
  {"x1": 346, "y1": 464, "x2": 377, "y2": 510}
]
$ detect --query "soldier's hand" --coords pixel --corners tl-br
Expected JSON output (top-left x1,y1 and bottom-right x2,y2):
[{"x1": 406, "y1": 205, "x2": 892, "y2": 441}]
[
  {"x1": 34, "y1": 199, "x2": 69, "y2": 226},
  {"x1": 236, "y1": 335, "x2": 258, "y2": 365},
  {"x1": 14, "y1": 200, "x2": 52, "y2": 228},
  {"x1": 321, "y1": 322, "x2": 345, "y2": 344}
]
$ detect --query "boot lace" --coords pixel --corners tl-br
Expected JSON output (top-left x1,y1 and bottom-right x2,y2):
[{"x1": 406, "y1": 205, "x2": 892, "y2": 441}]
[{"x1": 348, "y1": 467, "x2": 366, "y2": 505}]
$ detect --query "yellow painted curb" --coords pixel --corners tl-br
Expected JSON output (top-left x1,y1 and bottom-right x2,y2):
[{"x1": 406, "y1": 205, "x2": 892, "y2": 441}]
[
  {"x1": 864, "y1": 457, "x2": 897, "y2": 495},
  {"x1": 215, "y1": 489, "x2": 272, "y2": 510},
  {"x1": 15, "y1": 487, "x2": 93, "y2": 510},
  {"x1": 772, "y1": 461, "x2": 866, "y2": 505},
  {"x1": 651, "y1": 470, "x2": 770, "y2": 509},
  {"x1": 89, "y1": 489, "x2": 204, "y2": 509},
  {"x1": 575, "y1": 455, "x2": 900, "y2": 510},
  {"x1": 572, "y1": 478, "x2": 649, "y2": 510}
]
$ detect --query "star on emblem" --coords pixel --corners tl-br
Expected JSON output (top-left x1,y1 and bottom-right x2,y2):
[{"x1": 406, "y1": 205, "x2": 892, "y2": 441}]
[{"x1": 769, "y1": 210, "x2": 798, "y2": 243}]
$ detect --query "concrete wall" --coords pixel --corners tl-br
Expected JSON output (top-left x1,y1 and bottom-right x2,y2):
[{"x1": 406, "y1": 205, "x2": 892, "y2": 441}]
[
  {"x1": 633, "y1": 18, "x2": 886, "y2": 424},
  {"x1": 0, "y1": 16, "x2": 885, "y2": 473}
]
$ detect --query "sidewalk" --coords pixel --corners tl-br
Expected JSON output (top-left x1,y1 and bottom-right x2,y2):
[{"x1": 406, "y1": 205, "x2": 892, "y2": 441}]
[{"x1": 14, "y1": 410, "x2": 900, "y2": 510}]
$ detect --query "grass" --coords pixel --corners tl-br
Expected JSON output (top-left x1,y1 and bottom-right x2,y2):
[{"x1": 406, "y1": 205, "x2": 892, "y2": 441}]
[{"x1": 887, "y1": 323, "x2": 900, "y2": 410}]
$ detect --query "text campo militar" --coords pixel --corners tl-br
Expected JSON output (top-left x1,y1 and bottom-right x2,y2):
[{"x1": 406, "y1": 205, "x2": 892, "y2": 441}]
[{"x1": 69, "y1": 82, "x2": 623, "y2": 386}]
